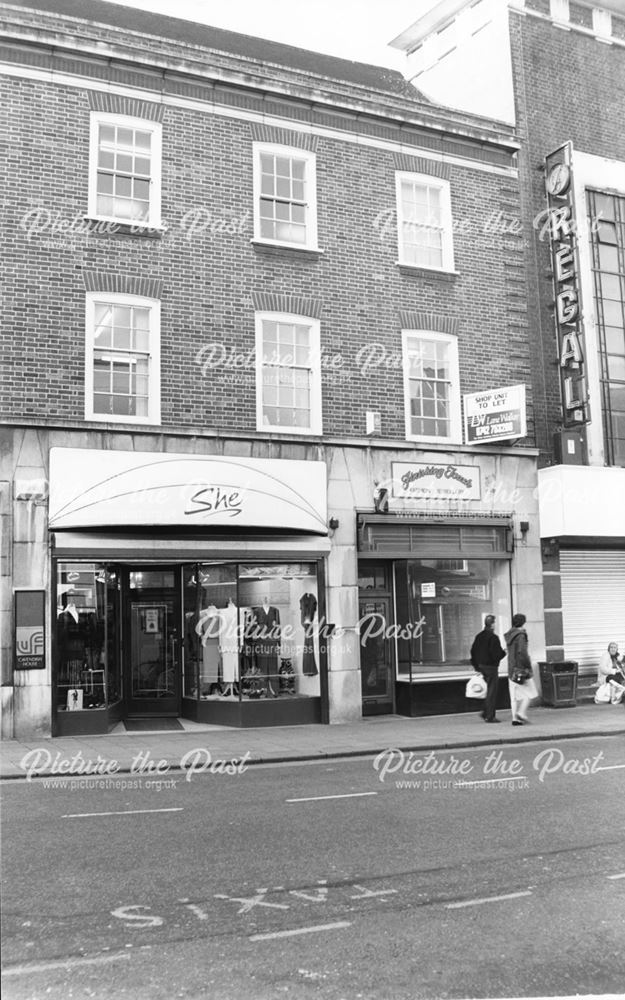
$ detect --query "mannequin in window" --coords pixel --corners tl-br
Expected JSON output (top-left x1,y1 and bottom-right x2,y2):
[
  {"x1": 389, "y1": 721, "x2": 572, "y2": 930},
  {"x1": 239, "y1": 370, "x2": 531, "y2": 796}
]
[
  {"x1": 219, "y1": 598, "x2": 239, "y2": 697},
  {"x1": 300, "y1": 592, "x2": 318, "y2": 676},
  {"x1": 57, "y1": 593, "x2": 84, "y2": 689},
  {"x1": 195, "y1": 604, "x2": 220, "y2": 694},
  {"x1": 252, "y1": 597, "x2": 280, "y2": 697}
]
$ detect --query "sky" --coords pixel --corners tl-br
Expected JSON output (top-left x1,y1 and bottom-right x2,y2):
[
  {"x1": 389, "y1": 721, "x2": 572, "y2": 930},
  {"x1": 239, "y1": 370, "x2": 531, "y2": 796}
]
[{"x1": 98, "y1": 0, "x2": 438, "y2": 69}]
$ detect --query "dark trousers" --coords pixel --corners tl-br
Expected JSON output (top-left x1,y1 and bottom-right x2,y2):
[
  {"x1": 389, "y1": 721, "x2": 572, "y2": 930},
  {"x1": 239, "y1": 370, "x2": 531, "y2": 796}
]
[{"x1": 479, "y1": 665, "x2": 499, "y2": 720}]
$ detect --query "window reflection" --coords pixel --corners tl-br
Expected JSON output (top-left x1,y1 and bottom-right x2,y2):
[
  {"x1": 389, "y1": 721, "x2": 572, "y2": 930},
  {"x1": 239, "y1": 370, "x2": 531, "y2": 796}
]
[
  {"x1": 56, "y1": 563, "x2": 119, "y2": 711},
  {"x1": 395, "y1": 559, "x2": 511, "y2": 676},
  {"x1": 183, "y1": 562, "x2": 320, "y2": 701}
]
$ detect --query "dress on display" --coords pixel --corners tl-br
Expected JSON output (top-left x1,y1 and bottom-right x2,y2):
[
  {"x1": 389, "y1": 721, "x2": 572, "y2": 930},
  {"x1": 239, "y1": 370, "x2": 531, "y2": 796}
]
[
  {"x1": 252, "y1": 605, "x2": 280, "y2": 686},
  {"x1": 300, "y1": 593, "x2": 318, "y2": 676},
  {"x1": 219, "y1": 602, "x2": 239, "y2": 684}
]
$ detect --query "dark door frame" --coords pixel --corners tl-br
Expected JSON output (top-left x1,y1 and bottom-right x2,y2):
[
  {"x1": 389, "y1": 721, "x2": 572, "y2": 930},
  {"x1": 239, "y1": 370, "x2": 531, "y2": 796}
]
[
  {"x1": 122, "y1": 566, "x2": 182, "y2": 717},
  {"x1": 358, "y1": 560, "x2": 396, "y2": 716}
]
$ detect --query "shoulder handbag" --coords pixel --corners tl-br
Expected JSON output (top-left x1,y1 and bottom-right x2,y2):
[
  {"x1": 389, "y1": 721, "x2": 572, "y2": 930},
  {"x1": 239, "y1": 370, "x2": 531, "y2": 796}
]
[{"x1": 512, "y1": 669, "x2": 528, "y2": 685}]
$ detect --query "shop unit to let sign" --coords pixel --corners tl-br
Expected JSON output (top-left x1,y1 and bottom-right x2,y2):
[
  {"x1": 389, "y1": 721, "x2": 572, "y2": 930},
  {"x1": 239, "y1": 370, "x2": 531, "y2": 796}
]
[
  {"x1": 464, "y1": 384, "x2": 527, "y2": 444},
  {"x1": 544, "y1": 142, "x2": 590, "y2": 427}
]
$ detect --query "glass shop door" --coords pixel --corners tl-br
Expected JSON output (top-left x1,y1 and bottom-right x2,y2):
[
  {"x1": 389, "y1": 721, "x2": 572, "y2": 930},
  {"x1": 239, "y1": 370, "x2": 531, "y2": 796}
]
[{"x1": 123, "y1": 567, "x2": 181, "y2": 716}]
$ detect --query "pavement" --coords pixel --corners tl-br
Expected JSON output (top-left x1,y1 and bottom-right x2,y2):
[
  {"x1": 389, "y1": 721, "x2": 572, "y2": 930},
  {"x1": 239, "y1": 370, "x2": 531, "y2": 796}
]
[{"x1": 1, "y1": 701, "x2": 624, "y2": 780}]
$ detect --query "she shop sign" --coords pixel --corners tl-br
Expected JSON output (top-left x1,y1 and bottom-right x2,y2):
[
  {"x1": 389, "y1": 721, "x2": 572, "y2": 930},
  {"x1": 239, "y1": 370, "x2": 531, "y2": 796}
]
[{"x1": 463, "y1": 384, "x2": 527, "y2": 444}]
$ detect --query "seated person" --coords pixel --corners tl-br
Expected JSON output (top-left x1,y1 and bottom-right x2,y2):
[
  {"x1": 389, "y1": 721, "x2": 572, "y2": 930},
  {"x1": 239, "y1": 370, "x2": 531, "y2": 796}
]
[{"x1": 597, "y1": 642, "x2": 625, "y2": 699}]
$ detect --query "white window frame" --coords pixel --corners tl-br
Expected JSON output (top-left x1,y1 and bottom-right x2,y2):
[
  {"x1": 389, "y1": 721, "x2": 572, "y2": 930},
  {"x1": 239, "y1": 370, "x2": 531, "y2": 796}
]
[
  {"x1": 88, "y1": 112, "x2": 162, "y2": 228},
  {"x1": 395, "y1": 171, "x2": 455, "y2": 272},
  {"x1": 592, "y1": 8, "x2": 612, "y2": 39},
  {"x1": 550, "y1": 0, "x2": 570, "y2": 25},
  {"x1": 402, "y1": 330, "x2": 461, "y2": 444},
  {"x1": 252, "y1": 143, "x2": 318, "y2": 250},
  {"x1": 85, "y1": 292, "x2": 161, "y2": 425},
  {"x1": 254, "y1": 312, "x2": 323, "y2": 435}
]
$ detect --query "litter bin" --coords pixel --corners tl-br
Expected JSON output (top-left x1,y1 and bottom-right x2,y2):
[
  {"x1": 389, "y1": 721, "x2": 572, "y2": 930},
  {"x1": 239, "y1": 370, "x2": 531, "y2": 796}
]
[{"x1": 539, "y1": 661, "x2": 578, "y2": 707}]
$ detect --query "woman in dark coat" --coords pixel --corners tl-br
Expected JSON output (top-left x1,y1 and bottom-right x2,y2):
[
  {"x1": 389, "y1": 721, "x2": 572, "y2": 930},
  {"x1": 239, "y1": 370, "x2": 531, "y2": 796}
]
[{"x1": 504, "y1": 613, "x2": 537, "y2": 726}]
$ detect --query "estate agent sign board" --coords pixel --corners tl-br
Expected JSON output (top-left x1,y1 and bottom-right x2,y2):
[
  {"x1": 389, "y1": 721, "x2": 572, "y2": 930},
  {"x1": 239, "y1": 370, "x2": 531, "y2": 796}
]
[{"x1": 464, "y1": 384, "x2": 527, "y2": 444}]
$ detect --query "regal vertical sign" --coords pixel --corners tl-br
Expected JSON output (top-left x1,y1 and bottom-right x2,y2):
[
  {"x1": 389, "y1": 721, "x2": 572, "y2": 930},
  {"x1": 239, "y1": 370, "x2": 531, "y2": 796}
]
[{"x1": 545, "y1": 143, "x2": 589, "y2": 427}]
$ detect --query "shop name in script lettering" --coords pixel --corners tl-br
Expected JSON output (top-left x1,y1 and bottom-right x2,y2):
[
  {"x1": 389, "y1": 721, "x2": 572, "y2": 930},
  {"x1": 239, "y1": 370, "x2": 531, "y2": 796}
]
[
  {"x1": 401, "y1": 466, "x2": 473, "y2": 490},
  {"x1": 373, "y1": 747, "x2": 608, "y2": 784},
  {"x1": 185, "y1": 486, "x2": 242, "y2": 517},
  {"x1": 19, "y1": 747, "x2": 251, "y2": 782}
]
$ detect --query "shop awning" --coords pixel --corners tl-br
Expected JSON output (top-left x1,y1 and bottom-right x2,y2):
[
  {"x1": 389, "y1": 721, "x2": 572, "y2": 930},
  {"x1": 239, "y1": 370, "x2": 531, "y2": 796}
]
[
  {"x1": 357, "y1": 512, "x2": 513, "y2": 559},
  {"x1": 49, "y1": 448, "x2": 328, "y2": 535}
]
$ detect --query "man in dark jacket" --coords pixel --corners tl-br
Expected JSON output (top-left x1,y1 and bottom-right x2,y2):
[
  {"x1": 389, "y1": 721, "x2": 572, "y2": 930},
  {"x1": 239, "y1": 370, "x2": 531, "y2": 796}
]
[{"x1": 470, "y1": 614, "x2": 507, "y2": 723}]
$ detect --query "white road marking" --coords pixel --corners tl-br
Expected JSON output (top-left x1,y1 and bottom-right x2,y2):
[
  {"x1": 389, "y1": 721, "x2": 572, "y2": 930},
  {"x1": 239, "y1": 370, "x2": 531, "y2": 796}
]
[
  {"x1": 350, "y1": 884, "x2": 397, "y2": 899},
  {"x1": 2, "y1": 953, "x2": 131, "y2": 976},
  {"x1": 62, "y1": 807, "x2": 183, "y2": 818},
  {"x1": 286, "y1": 792, "x2": 378, "y2": 803},
  {"x1": 249, "y1": 921, "x2": 351, "y2": 941},
  {"x1": 607, "y1": 872, "x2": 625, "y2": 880},
  {"x1": 215, "y1": 890, "x2": 290, "y2": 914},
  {"x1": 445, "y1": 890, "x2": 532, "y2": 909}
]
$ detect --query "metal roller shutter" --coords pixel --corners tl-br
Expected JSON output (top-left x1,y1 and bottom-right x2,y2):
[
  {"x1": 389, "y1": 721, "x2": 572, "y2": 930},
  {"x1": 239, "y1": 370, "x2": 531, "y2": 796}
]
[{"x1": 560, "y1": 549, "x2": 625, "y2": 670}]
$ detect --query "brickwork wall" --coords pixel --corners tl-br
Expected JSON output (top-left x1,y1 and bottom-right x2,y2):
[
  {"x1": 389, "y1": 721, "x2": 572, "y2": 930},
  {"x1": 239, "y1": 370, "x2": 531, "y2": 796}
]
[
  {"x1": 510, "y1": 7, "x2": 625, "y2": 460},
  {"x1": 1, "y1": 72, "x2": 535, "y2": 443}
]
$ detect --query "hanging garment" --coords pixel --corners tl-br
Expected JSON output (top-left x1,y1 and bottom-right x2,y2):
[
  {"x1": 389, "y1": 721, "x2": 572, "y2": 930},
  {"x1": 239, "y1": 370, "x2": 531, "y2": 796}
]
[
  {"x1": 252, "y1": 606, "x2": 280, "y2": 686},
  {"x1": 300, "y1": 593, "x2": 318, "y2": 677},
  {"x1": 218, "y1": 603, "x2": 239, "y2": 684}
]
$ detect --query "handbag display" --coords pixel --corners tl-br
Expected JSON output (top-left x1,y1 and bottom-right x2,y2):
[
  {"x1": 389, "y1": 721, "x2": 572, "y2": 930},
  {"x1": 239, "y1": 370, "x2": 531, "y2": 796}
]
[
  {"x1": 465, "y1": 673, "x2": 487, "y2": 700},
  {"x1": 594, "y1": 682, "x2": 612, "y2": 704}
]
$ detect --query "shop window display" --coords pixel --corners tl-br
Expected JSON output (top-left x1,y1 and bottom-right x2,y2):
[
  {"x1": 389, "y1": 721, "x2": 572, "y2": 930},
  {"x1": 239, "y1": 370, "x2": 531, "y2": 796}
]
[
  {"x1": 395, "y1": 559, "x2": 511, "y2": 676},
  {"x1": 183, "y1": 562, "x2": 320, "y2": 701},
  {"x1": 56, "y1": 563, "x2": 120, "y2": 711}
]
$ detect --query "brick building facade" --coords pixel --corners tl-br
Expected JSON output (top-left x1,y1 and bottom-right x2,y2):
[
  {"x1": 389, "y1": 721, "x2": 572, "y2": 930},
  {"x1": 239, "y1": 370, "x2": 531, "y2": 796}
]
[
  {"x1": 392, "y1": 0, "x2": 625, "y2": 687},
  {"x1": 1, "y1": 0, "x2": 544, "y2": 739}
]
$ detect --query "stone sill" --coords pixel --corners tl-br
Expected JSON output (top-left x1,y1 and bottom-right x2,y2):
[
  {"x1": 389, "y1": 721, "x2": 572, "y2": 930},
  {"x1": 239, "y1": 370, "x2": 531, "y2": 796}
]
[
  {"x1": 397, "y1": 264, "x2": 459, "y2": 282},
  {"x1": 82, "y1": 218, "x2": 165, "y2": 239},
  {"x1": 250, "y1": 240, "x2": 324, "y2": 261}
]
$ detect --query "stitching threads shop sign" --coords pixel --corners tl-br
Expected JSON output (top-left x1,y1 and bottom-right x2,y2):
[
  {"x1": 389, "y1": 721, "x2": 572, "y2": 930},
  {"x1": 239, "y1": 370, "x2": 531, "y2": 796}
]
[
  {"x1": 392, "y1": 462, "x2": 481, "y2": 501},
  {"x1": 545, "y1": 143, "x2": 590, "y2": 427}
]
